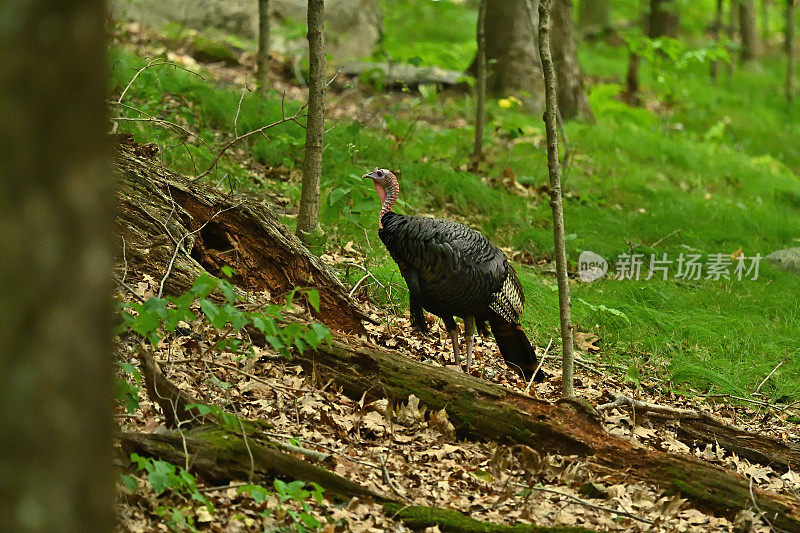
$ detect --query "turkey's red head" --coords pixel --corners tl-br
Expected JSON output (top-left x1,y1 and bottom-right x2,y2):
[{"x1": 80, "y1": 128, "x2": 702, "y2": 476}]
[{"x1": 363, "y1": 167, "x2": 399, "y2": 228}]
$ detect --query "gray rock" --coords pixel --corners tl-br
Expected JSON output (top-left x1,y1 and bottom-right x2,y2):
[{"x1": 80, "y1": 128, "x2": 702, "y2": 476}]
[
  {"x1": 766, "y1": 247, "x2": 800, "y2": 273},
  {"x1": 110, "y1": 0, "x2": 383, "y2": 62}
]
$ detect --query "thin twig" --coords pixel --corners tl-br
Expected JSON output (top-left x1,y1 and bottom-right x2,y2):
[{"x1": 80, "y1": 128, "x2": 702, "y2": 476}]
[
  {"x1": 749, "y1": 475, "x2": 779, "y2": 532},
  {"x1": 114, "y1": 275, "x2": 146, "y2": 303},
  {"x1": 754, "y1": 358, "x2": 786, "y2": 395},
  {"x1": 597, "y1": 392, "x2": 725, "y2": 424},
  {"x1": 512, "y1": 482, "x2": 655, "y2": 525},
  {"x1": 650, "y1": 228, "x2": 681, "y2": 248},
  {"x1": 192, "y1": 110, "x2": 308, "y2": 181},
  {"x1": 263, "y1": 432, "x2": 378, "y2": 468},
  {"x1": 207, "y1": 360, "x2": 313, "y2": 394},
  {"x1": 233, "y1": 82, "x2": 250, "y2": 138},
  {"x1": 118, "y1": 58, "x2": 204, "y2": 104},
  {"x1": 525, "y1": 338, "x2": 553, "y2": 395},
  {"x1": 199, "y1": 482, "x2": 251, "y2": 493},
  {"x1": 380, "y1": 453, "x2": 414, "y2": 504}
]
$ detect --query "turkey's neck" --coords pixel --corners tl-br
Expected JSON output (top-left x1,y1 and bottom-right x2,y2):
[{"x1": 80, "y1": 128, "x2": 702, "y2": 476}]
[{"x1": 378, "y1": 175, "x2": 399, "y2": 228}]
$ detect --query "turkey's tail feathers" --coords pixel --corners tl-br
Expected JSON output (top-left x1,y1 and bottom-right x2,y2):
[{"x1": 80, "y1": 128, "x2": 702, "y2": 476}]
[{"x1": 489, "y1": 316, "x2": 542, "y2": 381}]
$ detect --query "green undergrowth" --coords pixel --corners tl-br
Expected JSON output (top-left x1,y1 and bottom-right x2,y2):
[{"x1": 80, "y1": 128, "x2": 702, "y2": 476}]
[{"x1": 110, "y1": 0, "x2": 800, "y2": 403}]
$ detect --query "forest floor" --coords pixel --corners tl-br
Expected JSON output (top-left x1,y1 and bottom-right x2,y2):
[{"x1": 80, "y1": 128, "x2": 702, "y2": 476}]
[{"x1": 111, "y1": 8, "x2": 800, "y2": 532}]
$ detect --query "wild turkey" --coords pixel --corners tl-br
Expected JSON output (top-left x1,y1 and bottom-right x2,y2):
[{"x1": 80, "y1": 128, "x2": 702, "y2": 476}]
[{"x1": 363, "y1": 167, "x2": 539, "y2": 380}]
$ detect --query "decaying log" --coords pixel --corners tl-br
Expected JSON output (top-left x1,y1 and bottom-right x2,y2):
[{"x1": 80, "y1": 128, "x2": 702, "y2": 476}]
[
  {"x1": 124, "y1": 359, "x2": 591, "y2": 532},
  {"x1": 341, "y1": 61, "x2": 467, "y2": 87},
  {"x1": 599, "y1": 392, "x2": 800, "y2": 473},
  {"x1": 295, "y1": 339, "x2": 800, "y2": 530},
  {"x1": 120, "y1": 429, "x2": 592, "y2": 533},
  {"x1": 114, "y1": 138, "x2": 800, "y2": 531},
  {"x1": 677, "y1": 417, "x2": 800, "y2": 473},
  {"x1": 114, "y1": 135, "x2": 369, "y2": 334}
]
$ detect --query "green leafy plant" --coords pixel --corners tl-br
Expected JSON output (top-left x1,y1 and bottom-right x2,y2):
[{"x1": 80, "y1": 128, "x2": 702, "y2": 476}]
[
  {"x1": 116, "y1": 270, "x2": 331, "y2": 357},
  {"x1": 238, "y1": 480, "x2": 326, "y2": 532}
]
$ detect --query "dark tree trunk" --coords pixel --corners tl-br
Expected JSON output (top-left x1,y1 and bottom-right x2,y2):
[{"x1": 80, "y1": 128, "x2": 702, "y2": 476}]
[
  {"x1": 483, "y1": 0, "x2": 545, "y2": 113},
  {"x1": 472, "y1": 0, "x2": 487, "y2": 162},
  {"x1": 729, "y1": 0, "x2": 739, "y2": 73},
  {"x1": 577, "y1": 0, "x2": 610, "y2": 32},
  {"x1": 0, "y1": 0, "x2": 114, "y2": 530},
  {"x1": 551, "y1": 0, "x2": 594, "y2": 121},
  {"x1": 257, "y1": 0, "x2": 271, "y2": 93},
  {"x1": 739, "y1": 0, "x2": 761, "y2": 59},
  {"x1": 712, "y1": 0, "x2": 725, "y2": 82},
  {"x1": 788, "y1": 0, "x2": 796, "y2": 103},
  {"x1": 296, "y1": 0, "x2": 326, "y2": 240},
  {"x1": 761, "y1": 0, "x2": 770, "y2": 40},
  {"x1": 647, "y1": 0, "x2": 680, "y2": 37}
]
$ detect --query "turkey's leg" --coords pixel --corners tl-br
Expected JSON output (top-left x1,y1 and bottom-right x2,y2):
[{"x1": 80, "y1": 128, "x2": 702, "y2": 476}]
[
  {"x1": 448, "y1": 328, "x2": 460, "y2": 365},
  {"x1": 464, "y1": 316, "x2": 475, "y2": 373}
]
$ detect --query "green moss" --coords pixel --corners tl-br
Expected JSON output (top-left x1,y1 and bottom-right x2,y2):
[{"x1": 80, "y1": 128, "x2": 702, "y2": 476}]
[{"x1": 382, "y1": 502, "x2": 596, "y2": 533}]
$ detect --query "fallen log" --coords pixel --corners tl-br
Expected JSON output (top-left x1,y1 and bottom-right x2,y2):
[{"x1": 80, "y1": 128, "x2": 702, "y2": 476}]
[
  {"x1": 125, "y1": 348, "x2": 592, "y2": 532},
  {"x1": 600, "y1": 392, "x2": 800, "y2": 472},
  {"x1": 340, "y1": 61, "x2": 467, "y2": 88},
  {"x1": 296, "y1": 339, "x2": 800, "y2": 531},
  {"x1": 120, "y1": 429, "x2": 593, "y2": 533},
  {"x1": 114, "y1": 134, "x2": 369, "y2": 334}
]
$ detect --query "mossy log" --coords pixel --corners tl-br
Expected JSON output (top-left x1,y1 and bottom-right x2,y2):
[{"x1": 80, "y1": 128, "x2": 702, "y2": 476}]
[
  {"x1": 120, "y1": 428, "x2": 591, "y2": 532},
  {"x1": 295, "y1": 339, "x2": 800, "y2": 531}
]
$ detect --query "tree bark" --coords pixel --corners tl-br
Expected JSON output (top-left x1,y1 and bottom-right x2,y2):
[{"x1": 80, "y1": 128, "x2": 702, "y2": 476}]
[
  {"x1": 479, "y1": 0, "x2": 591, "y2": 120},
  {"x1": 472, "y1": 0, "x2": 487, "y2": 162},
  {"x1": 550, "y1": 0, "x2": 594, "y2": 121},
  {"x1": 296, "y1": 0, "x2": 326, "y2": 240},
  {"x1": 538, "y1": 0, "x2": 576, "y2": 400},
  {"x1": 257, "y1": 0, "x2": 271, "y2": 93},
  {"x1": 711, "y1": 0, "x2": 725, "y2": 82},
  {"x1": 577, "y1": 0, "x2": 610, "y2": 32},
  {"x1": 482, "y1": 0, "x2": 545, "y2": 113},
  {"x1": 0, "y1": 1, "x2": 114, "y2": 530},
  {"x1": 729, "y1": 0, "x2": 739, "y2": 73},
  {"x1": 761, "y1": 0, "x2": 770, "y2": 41},
  {"x1": 788, "y1": 0, "x2": 795, "y2": 104},
  {"x1": 647, "y1": 0, "x2": 680, "y2": 37},
  {"x1": 739, "y1": 0, "x2": 761, "y2": 59}
]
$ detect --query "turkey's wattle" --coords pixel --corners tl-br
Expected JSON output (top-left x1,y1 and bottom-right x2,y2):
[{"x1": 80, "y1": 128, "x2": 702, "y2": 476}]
[{"x1": 363, "y1": 167, "x2": 540, "y2": 380}]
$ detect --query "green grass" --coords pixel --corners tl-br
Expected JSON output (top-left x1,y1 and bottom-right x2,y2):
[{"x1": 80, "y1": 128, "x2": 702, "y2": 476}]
[{"x1": 110, "y1": 0, "x2": 800, "y2": 402}]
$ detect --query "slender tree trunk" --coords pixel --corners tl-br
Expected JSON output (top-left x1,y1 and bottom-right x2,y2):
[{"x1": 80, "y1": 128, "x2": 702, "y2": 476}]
[
  {"x1": 538, "y1": 0, "x2": 576, "y2": 400},
  {"x1": 625, "y1": 52, "x2": 641, "y2": 105},
  {"x1": 712, "y1": 0, "x2": 725, "y2": 82},
  {"x1": 729, "y1": 0, "x2": 739, "y2": 73},
  {"x1": 296, "y1": 0, "x2": 326, "y2": 240},
  {"x1": 788, "y1": 0, "x2": 796, "y2": 103},
  {"x1": 577, "y1": 0, "x2": 610, "y2": 32},
  {"x1": 257, "y1": 0, "x2": 271, "y2": 93},
  {"x1": 647, "y1": 0, "x2": 680, "y2": 37},
  {"x1": 761, "y1": 0, "x2": 770, "y2": 41},
  {"x1": 550, "y1": 0, "x2": 594, "y2": 120},
  {"x1": 739, "y1": 0, "x2": 761, "y2": 59},
  {"x1": 472, "y1": 0, "x2": 487, "y2": 162},
  {"x1": 0, "y1": 0, "x2": 114, "y2": 530}
]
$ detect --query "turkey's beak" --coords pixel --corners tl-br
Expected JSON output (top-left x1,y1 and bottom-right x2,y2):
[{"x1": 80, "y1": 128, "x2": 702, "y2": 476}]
[{"x1": 362, "y1": 170, "x2": 375, "y2": 180}]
